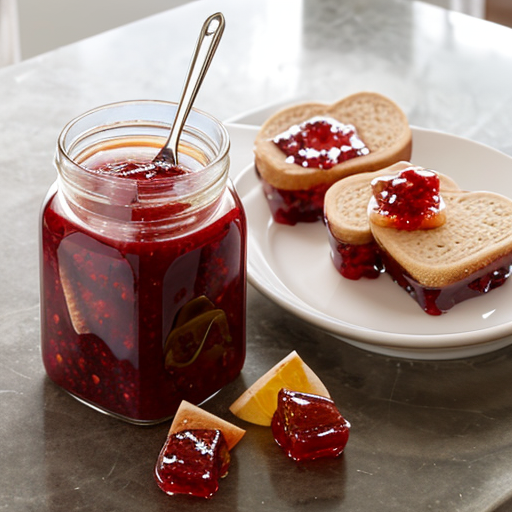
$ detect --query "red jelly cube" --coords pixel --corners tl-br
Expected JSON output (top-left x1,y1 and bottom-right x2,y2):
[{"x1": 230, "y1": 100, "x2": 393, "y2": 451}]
[
  {"x1": 154, "y1": 429, "x2": 230, "y2": 499},
  {"x1": 271, "y1": 388, "x2": 350, "y2": 462}
]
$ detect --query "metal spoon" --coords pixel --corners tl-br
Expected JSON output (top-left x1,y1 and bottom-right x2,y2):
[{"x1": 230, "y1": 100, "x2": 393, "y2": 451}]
[{"x1": 154, "y1": 12, "x2": 225, "y2": 166}]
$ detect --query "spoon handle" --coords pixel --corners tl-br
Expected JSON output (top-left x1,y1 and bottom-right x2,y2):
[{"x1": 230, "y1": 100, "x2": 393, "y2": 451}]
[{"x1": 158, "y1": 12, "x2": 225, "y2": 165}]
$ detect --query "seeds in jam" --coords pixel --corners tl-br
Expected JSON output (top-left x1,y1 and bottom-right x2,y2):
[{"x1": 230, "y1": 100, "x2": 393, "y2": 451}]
[
  {"x1": 271, "y1": 388, "x2": 350, "y2": 462},
  {"x1": 154, "y1": 429, "x2": 230, "y2": 499},
  {"x1": 273, "y1": 116, "x2": 369, "y2": 170},
  {"x1": 369, "y1": 167, "x2": 446, "y2": 230}
]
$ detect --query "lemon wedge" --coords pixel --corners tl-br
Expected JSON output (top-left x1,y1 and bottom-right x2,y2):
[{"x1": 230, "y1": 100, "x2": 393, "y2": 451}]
[{"x1": 229, "y1": 351, "x2": 330, "y2": 426}]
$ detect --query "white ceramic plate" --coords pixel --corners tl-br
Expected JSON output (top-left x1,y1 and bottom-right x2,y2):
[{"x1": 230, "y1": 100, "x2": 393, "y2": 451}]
[{"x1": 226, "y1": 118, "x2": 512, "y2": 360}]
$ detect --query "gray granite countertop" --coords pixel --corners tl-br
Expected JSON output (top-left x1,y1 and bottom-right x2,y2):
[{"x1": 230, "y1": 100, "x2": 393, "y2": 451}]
[{"x1": 2, "y1": 0, "x2": 512, "y2": 510}]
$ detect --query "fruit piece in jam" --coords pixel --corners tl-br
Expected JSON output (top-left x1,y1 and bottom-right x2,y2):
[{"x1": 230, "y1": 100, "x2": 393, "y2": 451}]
[
  {"x1": 326, "y1": 226, "x2": 383, "y2": 280},
  {"x1": 155, "y1": 429, "x2": 230, "y2": 499},
  {"x1": 273, "y1": 116, "x2": 369, "y2": 170},
  {"x1": 369, "y1": 167, "x2": 446, "y2": 230},
  {"x1": 271, "y1": 388, "x2": 350, "y2": 462}
]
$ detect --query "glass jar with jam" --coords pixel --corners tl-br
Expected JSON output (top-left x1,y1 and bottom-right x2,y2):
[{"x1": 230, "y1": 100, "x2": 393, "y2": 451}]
[{"x1": 40, "y1": 100, "x2": 247, "y2": 424}]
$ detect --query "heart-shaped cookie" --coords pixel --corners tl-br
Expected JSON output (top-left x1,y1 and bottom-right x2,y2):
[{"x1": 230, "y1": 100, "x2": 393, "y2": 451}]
[
  {"x1": 254, "y1": 92, "x2": 412, "y2": 191},
  {"x1": 325, "y1": 161, "x2": 460, "y2": 246},
  {"x1": 370, "y1": 189, "x2": 512, "y2": 314},
  {"x1": 371, "y1": 190, "x2": 512, "y2": 288},
  {"x1": 253, "y1": 92, "x2": 413, "y2": 225},
  {"x1": 324, "y1": 161, "x2": 460, "y2": 280}
]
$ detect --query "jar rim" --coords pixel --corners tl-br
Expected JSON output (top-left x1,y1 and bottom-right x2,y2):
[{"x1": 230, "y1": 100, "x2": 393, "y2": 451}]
[
  {"x1": 54, "y1": 99, "x2": 231, "y2": 233},
  {"x1": 57, "y1": 99, "x2": 230, "y2": 187}
]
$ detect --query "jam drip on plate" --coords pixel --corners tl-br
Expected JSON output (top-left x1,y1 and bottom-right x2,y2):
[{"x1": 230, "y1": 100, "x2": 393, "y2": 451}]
[
  {"x1": 273, "y1": 116, "x2": 369, "y2": 170},
  {"x1": 155, "y1": 429, "x2": 230, "y2": 499},
  {"x1": 271, "y1": 388, "x2": 350, "y2": 462}
]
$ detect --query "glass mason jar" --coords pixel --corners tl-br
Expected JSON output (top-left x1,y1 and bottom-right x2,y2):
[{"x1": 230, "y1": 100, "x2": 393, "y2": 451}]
[{"x1": 40, "y1": 100, "x2": 247, "y2": 424}]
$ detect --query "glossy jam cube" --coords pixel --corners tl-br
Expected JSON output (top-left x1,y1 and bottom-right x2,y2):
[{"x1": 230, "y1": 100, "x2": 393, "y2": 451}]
[
  {"x1": 154, "y1": 429, "x2": 230, "y2": 499},
  {"x1": 271, "y1": 388, "x2": 350, "y2": 462}
]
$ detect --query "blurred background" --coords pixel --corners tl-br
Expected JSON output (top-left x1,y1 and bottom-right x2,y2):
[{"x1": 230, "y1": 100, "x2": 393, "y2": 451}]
[{"x1": 1, "y1": 0, "x2": 511, "y2": 67}]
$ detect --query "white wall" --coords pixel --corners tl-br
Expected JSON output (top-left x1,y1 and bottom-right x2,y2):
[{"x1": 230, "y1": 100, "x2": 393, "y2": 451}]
[
  {"x1": 17, "y1": 0, "x2": 190, "y2": 59},
  {"x1": 14, "y1": 0, "x2": 486, "y2": 61}
]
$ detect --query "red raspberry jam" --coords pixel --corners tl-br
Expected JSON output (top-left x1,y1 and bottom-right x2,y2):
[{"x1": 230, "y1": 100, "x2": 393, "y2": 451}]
[
  {"x1": 259, "y1": 175, "x2": 330, "y2": 225},
  {"x1": 41, "y1": 191, "x2": 245, "y2": 420},
  {"x1": 273, "y1": 116, "x2": 369, "y2": 170},
  {"x1": 271, "y1": 388, "x2": 350, "y2": 462},
  {"x1": 154, "y1": 429, "x2": 230, "y2": 499},
  {"x1": 380, "y1": 247, "x2": 512, "y2": 315},
  {"x1": 326, "y1": 227, "x2": 383, "y2": 279},
  {"x1": 40, "y1": 101, "x2": 247, "y2": 424},
  {"x1": 370, "y1": 168, "x2": 445, "y2": 230}
]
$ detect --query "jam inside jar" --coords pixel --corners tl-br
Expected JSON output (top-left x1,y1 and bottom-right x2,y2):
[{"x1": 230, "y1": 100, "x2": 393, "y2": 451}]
[{"x1": 40, "y1": 101, "x2": 247, "y2": 424}]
